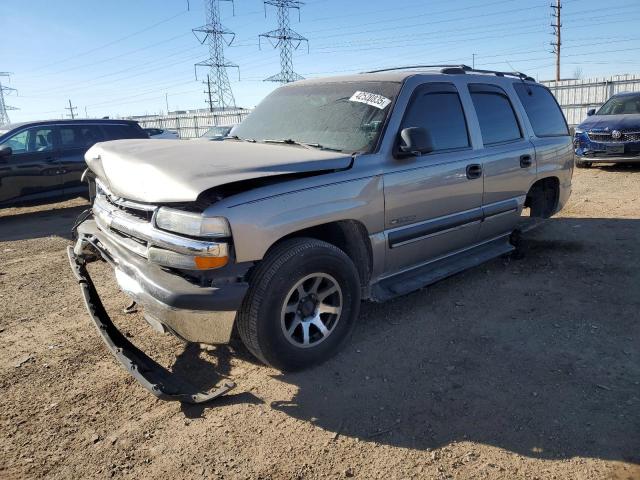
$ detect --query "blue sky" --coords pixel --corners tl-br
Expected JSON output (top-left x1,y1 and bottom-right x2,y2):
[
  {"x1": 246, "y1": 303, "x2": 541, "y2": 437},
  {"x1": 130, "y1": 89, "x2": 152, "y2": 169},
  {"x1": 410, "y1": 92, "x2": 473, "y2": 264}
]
[{"x1": 2, "y1": 0, "x2": 640, "y2": 122}]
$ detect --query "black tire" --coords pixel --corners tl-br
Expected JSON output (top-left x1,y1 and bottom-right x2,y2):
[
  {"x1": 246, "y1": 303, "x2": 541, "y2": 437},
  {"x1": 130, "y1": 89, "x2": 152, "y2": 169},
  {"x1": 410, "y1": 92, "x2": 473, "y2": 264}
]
[{"x1": 236, "y1": 237, "x2": 361, "y2": 371}]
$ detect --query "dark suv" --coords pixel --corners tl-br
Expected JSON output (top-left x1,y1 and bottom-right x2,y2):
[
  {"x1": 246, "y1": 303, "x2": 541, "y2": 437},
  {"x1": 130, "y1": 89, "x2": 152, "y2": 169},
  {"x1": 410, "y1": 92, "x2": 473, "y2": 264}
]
[{"x1": 0, "y1": 119, "x2": 148, "y2": 206}]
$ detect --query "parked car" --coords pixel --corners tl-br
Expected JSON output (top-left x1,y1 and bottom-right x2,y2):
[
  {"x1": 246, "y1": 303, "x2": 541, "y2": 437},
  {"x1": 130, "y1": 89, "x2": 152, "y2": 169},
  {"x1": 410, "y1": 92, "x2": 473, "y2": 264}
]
[
  {"x1": 574, "y1": 91, "x2": 640, "y2": 167},
  {"x1": 199, "y1": 125, "x2": 235, "y2": 141},
  {"x1": 68, "y1": 66, "x2": 573, "y2": 402},
  {"x1": 144, "y1": 128, "x2": 179, "y2": 139},
  {"x1": 0, "y1": 119, "x2": 148, "y2": 206}
]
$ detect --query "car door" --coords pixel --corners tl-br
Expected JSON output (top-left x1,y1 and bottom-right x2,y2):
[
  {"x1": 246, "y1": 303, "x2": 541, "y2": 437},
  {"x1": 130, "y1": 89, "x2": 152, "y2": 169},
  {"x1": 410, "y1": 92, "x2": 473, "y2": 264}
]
[
  {"x1": 383, "y1": 82, "x2": 484, "y2": 275},
  {"x1": 57, "y1": 123, "x2": 105, "y2": 194},
  {"x1": 466, "y1": 83, "x2": 537, "y2": 241},
  {"x1": 0, "y1": 125, "x2": 62, "y2": 204}
]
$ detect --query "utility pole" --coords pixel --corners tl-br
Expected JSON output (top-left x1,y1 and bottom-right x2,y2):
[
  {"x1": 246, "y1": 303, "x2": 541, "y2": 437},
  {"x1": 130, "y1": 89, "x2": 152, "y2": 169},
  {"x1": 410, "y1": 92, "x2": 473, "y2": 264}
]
[
  {"x1": 203, "y1": 74, "x2": 214, "y2": 112},
  {"x1": 84, "y1": 106, "x2": 88, "y2": 118},
  {"x1": 0, "y1": 72, "x2": 18, "y2": 125},
  {"x1": 193, "y1": 0, "x2": 238, "y2": 110},
  {"x1": 65, "y1": 99, "x2": 77, "y2": 119},
  {"x1": 551, "y1": 0, "x2": 562, "y2": 81},
  {"x1": 259, "y1": 1, "x2": 309, "y2": 83},
  {"x1": 165, "y1": 92, "x2": 170, "y2": 114},
  {"x1": 472, "y1": 53, "x2": 476, "y2": 69}
]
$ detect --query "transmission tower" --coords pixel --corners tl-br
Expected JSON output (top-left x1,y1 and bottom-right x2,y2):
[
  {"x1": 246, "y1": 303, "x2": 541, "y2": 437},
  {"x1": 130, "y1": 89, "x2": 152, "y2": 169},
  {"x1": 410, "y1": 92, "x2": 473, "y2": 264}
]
[
  {"x1": 259, "y1": 1, "x2": 309, "y2": 83},
  {"x1": 0, "y1": 73, "x2": 18, "y2": 125},
  {"x1": 551, "y1": 0, "x2": 562, "y2": 81},
  {"x1": 193, "y1": 0, "x2": 238, "y2": 110}
]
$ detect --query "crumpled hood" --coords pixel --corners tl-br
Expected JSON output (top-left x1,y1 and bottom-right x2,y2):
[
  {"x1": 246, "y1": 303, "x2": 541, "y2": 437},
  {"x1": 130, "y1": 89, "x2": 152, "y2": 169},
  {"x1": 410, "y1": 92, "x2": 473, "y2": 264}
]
[
  {"x1": 578, "y1": 114, "x2": 640, "y2": 131},
  {"x1": 85, "y1": 139, "x2": 352, "y2": 203}
]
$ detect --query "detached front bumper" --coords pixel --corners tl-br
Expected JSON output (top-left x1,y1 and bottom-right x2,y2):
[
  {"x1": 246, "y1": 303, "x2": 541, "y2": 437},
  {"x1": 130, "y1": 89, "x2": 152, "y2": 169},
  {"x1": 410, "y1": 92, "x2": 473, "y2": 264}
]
[
  {"x1": 73, "y1": 219, "x2": 248, "y2": 344},
  {"x1": 67, "y1": 243, "x2": 236, "y2": 403}
]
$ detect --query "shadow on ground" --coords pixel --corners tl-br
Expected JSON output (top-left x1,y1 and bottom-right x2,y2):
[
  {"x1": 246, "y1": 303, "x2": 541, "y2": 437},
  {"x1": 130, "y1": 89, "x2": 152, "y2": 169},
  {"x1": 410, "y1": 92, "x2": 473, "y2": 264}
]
[
  {"x1": 255, "y1": 217, "x2": 639, "y2": 463},
  {"x1": 0, "y1": 204, "x2": 88, "y2": 241}
]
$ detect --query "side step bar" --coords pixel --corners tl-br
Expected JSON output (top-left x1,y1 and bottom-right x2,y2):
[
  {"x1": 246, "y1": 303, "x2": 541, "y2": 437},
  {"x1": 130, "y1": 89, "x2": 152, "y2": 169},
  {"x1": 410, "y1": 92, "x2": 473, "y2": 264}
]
[
  {"x1": 371, "y1": 236, "x2": 515, "y2": 302},
  {"x1": 67, "y1": 246, "x2": 235, "y2": 404}
]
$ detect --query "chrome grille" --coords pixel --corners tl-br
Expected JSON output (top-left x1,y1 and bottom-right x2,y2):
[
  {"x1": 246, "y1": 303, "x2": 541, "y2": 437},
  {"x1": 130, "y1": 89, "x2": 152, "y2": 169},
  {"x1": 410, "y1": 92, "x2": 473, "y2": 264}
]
[{"x1": 587, "y1": 130, "x2": 640, "y2": 143}]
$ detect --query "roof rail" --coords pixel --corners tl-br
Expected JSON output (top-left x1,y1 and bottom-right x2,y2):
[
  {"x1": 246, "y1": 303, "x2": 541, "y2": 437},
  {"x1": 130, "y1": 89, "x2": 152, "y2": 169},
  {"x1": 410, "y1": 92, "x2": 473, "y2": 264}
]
[{"x1": 362, "y1": 64, "x2": 535, "y2": 82}]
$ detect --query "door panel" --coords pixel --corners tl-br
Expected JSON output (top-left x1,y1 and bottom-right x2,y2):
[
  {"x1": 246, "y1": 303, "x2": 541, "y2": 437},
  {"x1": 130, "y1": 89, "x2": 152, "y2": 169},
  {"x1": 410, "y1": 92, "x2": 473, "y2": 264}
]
[
  {"x1": 384, "y1": 152, "x2": 483, "y2": 274},
  {"x1": 57, "y1": 124, "x2": 104, "y2": 193},
  {"x1": 478, "y1": 141, "x2": 536, "y2": 239},
  {"x1": 0, "y1": 126, "x2": 62, "y2": 204}
]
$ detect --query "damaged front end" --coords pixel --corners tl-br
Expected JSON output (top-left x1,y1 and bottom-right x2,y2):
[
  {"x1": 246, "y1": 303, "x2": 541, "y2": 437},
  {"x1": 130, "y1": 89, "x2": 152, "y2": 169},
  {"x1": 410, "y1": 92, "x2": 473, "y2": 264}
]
[{"x1": 68, "y1": 179, "x2": 250, "y2": 403}]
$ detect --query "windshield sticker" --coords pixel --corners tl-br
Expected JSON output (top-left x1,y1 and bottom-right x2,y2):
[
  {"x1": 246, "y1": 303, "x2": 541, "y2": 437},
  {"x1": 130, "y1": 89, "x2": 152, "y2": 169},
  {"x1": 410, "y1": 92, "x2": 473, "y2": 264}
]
[{"x1": 349, "y1": 91, "x2": 392, "y2": 110}]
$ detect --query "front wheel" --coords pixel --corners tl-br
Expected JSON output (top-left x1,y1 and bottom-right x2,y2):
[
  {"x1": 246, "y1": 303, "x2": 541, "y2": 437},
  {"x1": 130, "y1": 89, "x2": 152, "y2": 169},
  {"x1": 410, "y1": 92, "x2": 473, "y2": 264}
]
[{"x1": 237, "y1": 238, "x2": 361, "y2": 371}]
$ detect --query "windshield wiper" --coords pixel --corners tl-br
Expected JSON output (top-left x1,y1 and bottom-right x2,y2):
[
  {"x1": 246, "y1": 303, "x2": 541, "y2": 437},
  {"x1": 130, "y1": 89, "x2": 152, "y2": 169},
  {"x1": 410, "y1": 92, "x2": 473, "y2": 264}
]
[
  {"x1": 225, "y1": 135, "x2": 256, "y2": 142},
  {"x1": 262, "y1": 138, "x2": 343, "y2": 152}
]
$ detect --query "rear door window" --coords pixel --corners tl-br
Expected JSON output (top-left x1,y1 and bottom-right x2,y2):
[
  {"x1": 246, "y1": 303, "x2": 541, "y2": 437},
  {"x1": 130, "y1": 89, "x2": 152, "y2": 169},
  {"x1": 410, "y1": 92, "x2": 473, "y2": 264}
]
[
  {"x1": 101, "y1": 124, "x2": 146, "y2": 140},
  {"x1": 401, "y1": 83, "x2": 469, "y2": 152},
  {"x1": 59, "y1": 125, "x2": 106, "y2": 149},
  {"x1": 469, "y1": 84, "x2": 522, "y2": 145},
  {"x1": 514, "y1": 83, "x2": 569, "y2": 137}
]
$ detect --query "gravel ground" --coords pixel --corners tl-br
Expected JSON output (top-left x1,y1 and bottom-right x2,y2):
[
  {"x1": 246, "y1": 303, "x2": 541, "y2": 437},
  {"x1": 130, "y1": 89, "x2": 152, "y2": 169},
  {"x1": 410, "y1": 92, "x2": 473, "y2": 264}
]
[{"x1": 1, "y1": 166, "x2": 639, "y2": 480}]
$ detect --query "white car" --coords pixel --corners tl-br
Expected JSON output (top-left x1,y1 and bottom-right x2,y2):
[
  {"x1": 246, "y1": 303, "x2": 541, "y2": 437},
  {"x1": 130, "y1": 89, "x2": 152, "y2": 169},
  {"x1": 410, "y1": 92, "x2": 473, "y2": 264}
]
[{"x1": 144, "y1": 128, "x2": 179, "y2": 139}]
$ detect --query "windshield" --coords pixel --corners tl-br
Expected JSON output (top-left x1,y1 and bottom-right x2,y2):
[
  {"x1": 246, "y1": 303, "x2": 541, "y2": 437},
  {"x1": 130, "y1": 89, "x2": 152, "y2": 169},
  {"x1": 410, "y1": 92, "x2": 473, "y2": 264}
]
[
  {"x1": 202, "y1": 126, "x2": 232, "y2": 138},
  {"x1": 597, "y1": 94, "x2": 640, "y2": 115},
  {"x1": 232, "y1": 81, "x2": 401, "y2": 153}
]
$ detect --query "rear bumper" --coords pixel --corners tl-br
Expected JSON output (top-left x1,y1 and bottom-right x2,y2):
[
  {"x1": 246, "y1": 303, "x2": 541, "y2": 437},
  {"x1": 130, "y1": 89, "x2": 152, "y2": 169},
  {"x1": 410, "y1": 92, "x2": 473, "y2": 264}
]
[{"x1": 72, "y1": 218, "x2": 249, "y2": 344}]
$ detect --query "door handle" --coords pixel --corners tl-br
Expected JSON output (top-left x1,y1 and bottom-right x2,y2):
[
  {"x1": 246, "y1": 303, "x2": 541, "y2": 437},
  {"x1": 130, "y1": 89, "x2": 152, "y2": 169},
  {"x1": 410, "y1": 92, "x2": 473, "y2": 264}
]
[
  {"x1": 520, "y1": 154, "x2": 533, "y2": 168},
  {"x1": 466, "y1": 164, "x2": 482, "y2": 179}
]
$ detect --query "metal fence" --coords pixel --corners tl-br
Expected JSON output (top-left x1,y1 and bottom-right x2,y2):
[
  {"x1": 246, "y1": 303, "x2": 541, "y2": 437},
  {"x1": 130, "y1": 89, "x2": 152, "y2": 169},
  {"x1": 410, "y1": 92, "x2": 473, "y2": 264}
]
[
  {"x1": 128, "y1": 109, "x2": 252, "y2": 139},
  {"x1": 542, "y1": 74, "x2": 640, "y2": 126}
]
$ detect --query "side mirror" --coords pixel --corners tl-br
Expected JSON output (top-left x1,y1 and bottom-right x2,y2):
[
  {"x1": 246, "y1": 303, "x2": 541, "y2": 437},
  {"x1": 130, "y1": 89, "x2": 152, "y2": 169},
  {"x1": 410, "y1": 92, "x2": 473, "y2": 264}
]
[
  {"x1": 587, "y1": 108, "x2": 596, "y2": 117},
  {"x1": 397, "y1": 127, "x2": 433, "y2": 157},
  {"x1": 0, "y1": 145, "x2": 12, "y2": 160}
]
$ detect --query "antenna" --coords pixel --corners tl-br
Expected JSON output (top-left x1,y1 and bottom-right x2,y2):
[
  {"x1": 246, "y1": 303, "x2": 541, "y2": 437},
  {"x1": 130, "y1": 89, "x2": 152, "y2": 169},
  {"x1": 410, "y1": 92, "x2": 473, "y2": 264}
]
[
  {"x1": 193, "y1": 0, "x2": 239, "y2": 110},
  {"x1": 259, "y1": 1, "x2": 309, "y2": 83}
]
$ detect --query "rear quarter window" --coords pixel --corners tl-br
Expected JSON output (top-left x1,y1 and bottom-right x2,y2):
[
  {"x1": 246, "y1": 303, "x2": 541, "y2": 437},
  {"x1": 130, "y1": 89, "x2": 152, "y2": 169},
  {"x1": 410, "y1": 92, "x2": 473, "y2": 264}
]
[
  {"x1": 469, "y1": 84, "x2": 522, "y2": 145},
  {"x1": 514, "y1": 83, "x2": 569, "y2": 137}
]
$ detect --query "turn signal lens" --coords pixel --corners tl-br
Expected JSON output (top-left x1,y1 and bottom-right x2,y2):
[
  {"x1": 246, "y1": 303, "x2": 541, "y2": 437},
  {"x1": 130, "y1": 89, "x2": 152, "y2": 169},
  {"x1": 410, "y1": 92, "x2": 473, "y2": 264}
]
[{"x1": 194, "y1": 256, "x2": 228, "y2": 270}]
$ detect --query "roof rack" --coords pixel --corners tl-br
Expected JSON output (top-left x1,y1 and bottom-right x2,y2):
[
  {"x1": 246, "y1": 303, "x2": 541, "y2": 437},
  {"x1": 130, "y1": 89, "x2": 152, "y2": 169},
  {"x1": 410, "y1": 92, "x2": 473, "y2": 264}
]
[{"x1": 362, "y1": 64, "x2": 535, "y2": 82}]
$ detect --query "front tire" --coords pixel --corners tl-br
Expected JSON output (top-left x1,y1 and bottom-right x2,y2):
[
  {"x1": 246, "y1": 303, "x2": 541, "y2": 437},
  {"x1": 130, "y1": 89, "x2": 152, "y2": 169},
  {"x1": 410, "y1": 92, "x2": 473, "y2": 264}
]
[{"x1": 237, "y1": 238, "x2": 361, "y2": 371}]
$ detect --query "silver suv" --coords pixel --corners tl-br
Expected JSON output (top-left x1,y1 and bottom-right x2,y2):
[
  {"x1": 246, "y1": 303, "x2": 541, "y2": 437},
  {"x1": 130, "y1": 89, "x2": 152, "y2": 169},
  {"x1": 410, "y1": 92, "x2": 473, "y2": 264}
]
[{"x1": 69, "y1": 66, "x2": 573, "y2": 402}]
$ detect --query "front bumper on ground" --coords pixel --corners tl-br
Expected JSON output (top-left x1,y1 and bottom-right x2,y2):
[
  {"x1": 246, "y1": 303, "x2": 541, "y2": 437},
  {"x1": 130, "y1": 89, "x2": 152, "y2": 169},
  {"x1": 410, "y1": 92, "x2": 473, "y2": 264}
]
[
  {"x1": 68, "y1": 217, "x2": 250, "y2": 403},
  {"x1": 67, "y1": 245, "x2": 235, "y2": 403}
]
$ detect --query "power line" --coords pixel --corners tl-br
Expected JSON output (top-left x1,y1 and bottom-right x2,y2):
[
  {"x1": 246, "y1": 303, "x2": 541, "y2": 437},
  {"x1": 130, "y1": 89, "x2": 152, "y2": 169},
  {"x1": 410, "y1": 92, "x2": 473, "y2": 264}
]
[
  {"x1": 193, "y1": 0, "x2": 238, "y2": 110},
  {"x1": 259, "y1": 1, "x2": 309, "y2": 83},
  {"x1": 551, "y1": 0, "x2": 562, "y2": 81},
  {"x1": 0, "y1": 73, "x2": 18, "y2": 125}
]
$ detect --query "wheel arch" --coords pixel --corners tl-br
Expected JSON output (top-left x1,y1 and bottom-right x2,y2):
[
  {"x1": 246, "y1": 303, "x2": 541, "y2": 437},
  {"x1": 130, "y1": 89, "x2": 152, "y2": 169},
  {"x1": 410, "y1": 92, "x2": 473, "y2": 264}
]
[
  {"x1": 265, "y1": 219, "x2": 373, "y2": 291},
  {"x1": 525, "y1": 175, "x2": 560, "y2": 218}
]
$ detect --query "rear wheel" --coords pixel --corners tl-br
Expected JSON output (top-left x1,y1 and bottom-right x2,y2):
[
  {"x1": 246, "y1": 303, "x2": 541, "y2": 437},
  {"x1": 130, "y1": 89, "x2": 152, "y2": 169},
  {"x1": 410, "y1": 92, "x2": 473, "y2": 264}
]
[{"x1": 237, "y1": 238, "x2": 361, "y2": 371}]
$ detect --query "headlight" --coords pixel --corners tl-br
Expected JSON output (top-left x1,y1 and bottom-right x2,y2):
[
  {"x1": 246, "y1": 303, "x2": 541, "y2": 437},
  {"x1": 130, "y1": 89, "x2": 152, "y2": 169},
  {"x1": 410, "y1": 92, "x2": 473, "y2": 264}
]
[
  {"x1": 574, "y1": 128, "x2": 584, "y2": 135},
  {"x1": 155, "y1": 207, "x2": 231, "y2": 238}
]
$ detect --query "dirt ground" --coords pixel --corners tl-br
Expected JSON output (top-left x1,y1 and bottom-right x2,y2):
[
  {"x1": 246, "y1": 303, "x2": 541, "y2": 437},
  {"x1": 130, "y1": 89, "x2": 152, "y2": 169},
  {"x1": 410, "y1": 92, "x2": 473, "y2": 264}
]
[{"x1": 1, "y1": 166, "x2": 639, "y2": 480}]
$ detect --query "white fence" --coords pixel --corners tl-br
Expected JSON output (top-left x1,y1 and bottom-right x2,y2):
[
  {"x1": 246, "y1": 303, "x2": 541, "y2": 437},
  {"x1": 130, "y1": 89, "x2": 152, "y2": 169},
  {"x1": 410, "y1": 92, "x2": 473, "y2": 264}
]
[
  {"x1": 129, "y1": 109, "x2": 252, "y2": 139},
  {"x1": 542, "y1": 74, "x2": 640, "y2": 126}
]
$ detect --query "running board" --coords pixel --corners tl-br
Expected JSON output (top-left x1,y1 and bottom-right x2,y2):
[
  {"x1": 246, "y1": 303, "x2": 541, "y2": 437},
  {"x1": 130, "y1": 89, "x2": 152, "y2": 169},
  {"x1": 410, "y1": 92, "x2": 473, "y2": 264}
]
[
  {"x1": 371, "y1": 237, "x2": 514, "y2": 302},
  {"x1": 67, "y1": 246, "x2": 235, "y2": 404}
]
